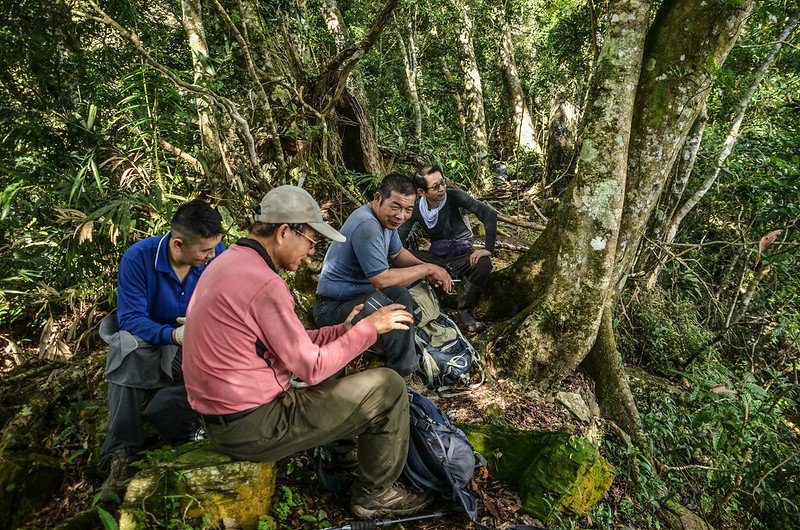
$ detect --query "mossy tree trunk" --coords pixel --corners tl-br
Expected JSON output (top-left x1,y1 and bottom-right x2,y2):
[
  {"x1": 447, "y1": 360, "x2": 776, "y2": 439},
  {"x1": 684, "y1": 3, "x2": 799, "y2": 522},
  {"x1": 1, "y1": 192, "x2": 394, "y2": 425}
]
[
  {"x1": 489, "y1": 0, "x2": 754, "y2": 436},
  {"x1": 492, "y1": 0, "x2": 651, "y2": 386},
  {"x1": 611, "y1": 0, "x2": 754, "y2": 293}
]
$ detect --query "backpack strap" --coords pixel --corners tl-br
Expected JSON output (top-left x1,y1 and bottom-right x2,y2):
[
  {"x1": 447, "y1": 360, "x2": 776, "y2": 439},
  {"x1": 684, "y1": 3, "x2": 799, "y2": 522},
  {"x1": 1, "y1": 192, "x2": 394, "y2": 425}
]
[{"x1": 313, "y1": 450, "x2": 354, "y2": 497}]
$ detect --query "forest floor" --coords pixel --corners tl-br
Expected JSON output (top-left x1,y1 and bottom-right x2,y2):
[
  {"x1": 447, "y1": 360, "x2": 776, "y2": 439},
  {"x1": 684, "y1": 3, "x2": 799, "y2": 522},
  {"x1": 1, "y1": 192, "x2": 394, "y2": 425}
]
[
  {"x1": 273, "y1": 370, "x2": 597, "y2": 530},
  {"x1": 5, "y1": 343, "x2": 603, "y2": 530}
]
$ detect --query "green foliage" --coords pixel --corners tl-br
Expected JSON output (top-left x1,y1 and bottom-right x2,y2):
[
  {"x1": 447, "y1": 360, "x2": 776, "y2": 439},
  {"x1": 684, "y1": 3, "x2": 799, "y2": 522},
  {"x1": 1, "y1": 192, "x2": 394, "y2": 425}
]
[
  {"x1": 269, "y1": 485, "x2": 331, "y2": 529},
  {"x1": 638, "y1": 364, "x2": 799, "y2": 528},
  {"x1": 617, "y1": 290, "x2": 716, "y2": 373},
  {"x1": 97, "y1": 506, "x2": 119, "y2": 530}
]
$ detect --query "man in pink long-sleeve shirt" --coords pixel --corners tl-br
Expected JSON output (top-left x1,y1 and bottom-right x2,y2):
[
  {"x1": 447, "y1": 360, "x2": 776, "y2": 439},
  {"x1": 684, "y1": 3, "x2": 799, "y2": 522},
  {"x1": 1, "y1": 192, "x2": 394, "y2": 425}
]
[{"x1": 183, "y1": 186, "x2": 434, "y2": 519}]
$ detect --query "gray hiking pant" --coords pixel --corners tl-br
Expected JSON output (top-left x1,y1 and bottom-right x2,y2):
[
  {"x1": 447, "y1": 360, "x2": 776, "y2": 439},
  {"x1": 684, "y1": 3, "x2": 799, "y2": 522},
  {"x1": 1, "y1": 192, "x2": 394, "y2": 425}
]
[{"x1": 202, "y1": 368, "x2": 409, "y2": 494}]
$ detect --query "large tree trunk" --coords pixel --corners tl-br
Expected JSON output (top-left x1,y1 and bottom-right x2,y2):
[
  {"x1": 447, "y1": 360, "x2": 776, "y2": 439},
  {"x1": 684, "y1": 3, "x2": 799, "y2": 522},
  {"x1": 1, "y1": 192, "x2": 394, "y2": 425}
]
[
  {"x1": 181, "y1": 0, "x2": 234, "y2": 187},
  {"x1": 636, "y1": 108, "x2": 708, "y2": 287},
  {"x1": 486, "y1": 0, "x2": 754, "y2": 439},
  {"x1": 492, "y1": 0, "x2": 651, "y2": 386},
  {"x1": 456, "y1": 2, "x2": 490, "y2": 189},
  {"x1": 596, "y1": 3, "x2": 753, "y2": 432},
  {"x1": 611, "y1": 0, "x2": 754, "y2": 295},
  {"x1": 488, "y1": 0, "x2": 753, "y2": 320},
  {"x1": 498, "y1": 24, "x2": 541, "y2": 155},
  {"x1": 664, "y1": 13, "x2": 799, "y2": 247}
]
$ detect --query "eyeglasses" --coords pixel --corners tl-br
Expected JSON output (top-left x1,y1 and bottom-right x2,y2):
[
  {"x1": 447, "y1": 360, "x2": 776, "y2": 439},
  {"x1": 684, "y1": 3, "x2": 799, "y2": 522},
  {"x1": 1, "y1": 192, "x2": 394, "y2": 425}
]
[
  {"x1": 427, "y1": 178, "x2": 446, "y2": 191},
  {"x1": 292, "y1": 228, "x2": 318, "y2": 251}
]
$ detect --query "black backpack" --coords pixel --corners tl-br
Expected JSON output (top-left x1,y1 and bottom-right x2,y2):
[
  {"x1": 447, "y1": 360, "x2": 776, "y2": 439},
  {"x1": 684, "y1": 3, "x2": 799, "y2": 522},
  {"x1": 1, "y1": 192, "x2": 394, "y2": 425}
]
[{"x1": 402, "y1": 388, "x2": 485, "y2": 519}]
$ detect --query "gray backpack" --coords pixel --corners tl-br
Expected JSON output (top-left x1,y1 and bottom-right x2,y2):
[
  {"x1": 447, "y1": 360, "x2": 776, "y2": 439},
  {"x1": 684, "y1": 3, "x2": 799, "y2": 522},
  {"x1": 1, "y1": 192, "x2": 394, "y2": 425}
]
[{"x1": 409, "y1": 283, "x2": 484, "y2": 395}]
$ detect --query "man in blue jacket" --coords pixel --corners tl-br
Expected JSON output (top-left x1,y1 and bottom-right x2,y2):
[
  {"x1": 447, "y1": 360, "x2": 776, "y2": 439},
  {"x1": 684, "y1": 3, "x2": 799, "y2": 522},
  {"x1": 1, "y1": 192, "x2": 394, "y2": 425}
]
[{"x1": 99, "y1": 199, "x2": 224, "y2": 503}]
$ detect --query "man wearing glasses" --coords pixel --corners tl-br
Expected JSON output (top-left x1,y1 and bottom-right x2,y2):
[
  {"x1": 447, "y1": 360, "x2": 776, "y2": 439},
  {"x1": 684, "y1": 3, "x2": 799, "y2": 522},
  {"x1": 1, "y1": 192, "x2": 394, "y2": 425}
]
[
  {"x1": 314, "y1": 173, "x2": 452, "y2": 377},
  {"x1": 183, "y1": 186, "x2": 435, "y2": 519},
  {"x1": 399, "y1": 165, "x2": 497, "y2": 332}
]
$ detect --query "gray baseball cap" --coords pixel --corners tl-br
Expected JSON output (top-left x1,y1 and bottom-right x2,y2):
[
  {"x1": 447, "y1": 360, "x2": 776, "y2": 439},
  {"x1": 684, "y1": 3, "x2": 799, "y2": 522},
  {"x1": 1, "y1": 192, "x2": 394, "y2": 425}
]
[{"x1": 255, "y1": 185, "x2": 346, "y2": 243}]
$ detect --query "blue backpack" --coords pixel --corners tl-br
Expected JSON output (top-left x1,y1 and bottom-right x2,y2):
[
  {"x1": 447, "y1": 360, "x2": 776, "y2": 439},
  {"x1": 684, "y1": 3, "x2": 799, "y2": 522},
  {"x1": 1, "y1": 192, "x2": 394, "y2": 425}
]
[{"x1": 402, "y1": 388, "x2": 486, "y2": 520}]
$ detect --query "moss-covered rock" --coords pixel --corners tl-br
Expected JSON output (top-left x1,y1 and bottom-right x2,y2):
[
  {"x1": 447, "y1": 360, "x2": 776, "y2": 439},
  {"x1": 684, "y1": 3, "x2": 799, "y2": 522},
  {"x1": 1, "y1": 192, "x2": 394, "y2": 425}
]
[
  {"x1": 461, "y1": 424, "x2": 613, "y2": 521},
  {"x1": 0, "y1": 451, "x2": 64, "y2": 530},
  {"x1": 118, "y1": 443, "x2": 276, "y2": 530}
]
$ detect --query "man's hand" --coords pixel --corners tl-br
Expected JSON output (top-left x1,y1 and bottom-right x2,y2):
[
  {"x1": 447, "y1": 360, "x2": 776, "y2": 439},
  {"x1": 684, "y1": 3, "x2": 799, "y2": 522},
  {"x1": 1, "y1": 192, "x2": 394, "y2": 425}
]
[
  {"x1": 364, "y1": 303, "x2": 413, "y2": 334},
  {"x1": 425, "y1": 264, "x2": 453, "y2": 293},
  {"x1": 173, "y1": 317, "x2": 186, "y2": 345},
  {"x1": 469, "y1": 249, "x2": 491, "y2": 266},
  {"x1": 344, "y1": 304, "x2": 365, "y2": 331}
]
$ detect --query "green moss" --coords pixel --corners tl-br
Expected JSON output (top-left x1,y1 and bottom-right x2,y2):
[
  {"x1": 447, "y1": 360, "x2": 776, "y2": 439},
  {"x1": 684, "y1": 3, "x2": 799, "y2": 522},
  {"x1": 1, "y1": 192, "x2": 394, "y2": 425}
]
[
  {"x1": 579, "y1": 139, "x2": 598, "y2": 163},
  {"x1": 461, "y1": 425, "x2": 614, "y2": 521},
  {"x1": 0, "y1": 451, "x2": 63, "y2": 529},
  {"x1": 119, "y1": 445, "x2": 277, "y2": 530}
]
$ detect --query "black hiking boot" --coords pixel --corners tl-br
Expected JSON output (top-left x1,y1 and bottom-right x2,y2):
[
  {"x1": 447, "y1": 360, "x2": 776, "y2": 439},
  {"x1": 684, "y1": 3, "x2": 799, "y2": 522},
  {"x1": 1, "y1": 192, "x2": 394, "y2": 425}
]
[
  {"x1": 457, "y1": 310, "x2": 486, "y2": 333},
  {"x1": 98, "y1": 448, "x2": 136, "y2": 505},
  {"x1": 350, "y1": 482, "x2": 435, "y2": 519}
]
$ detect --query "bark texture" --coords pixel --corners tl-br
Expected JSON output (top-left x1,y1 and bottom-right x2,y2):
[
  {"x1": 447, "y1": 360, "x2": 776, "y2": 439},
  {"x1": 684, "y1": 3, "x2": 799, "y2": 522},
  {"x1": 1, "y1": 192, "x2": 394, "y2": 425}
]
[
  {"x1": 636, "y1": 108, "x2": 707, "y2": 286},
  {"x1": 181, "y1": 0, "x2": 234, "y2": 187},
  {"x1": 544, "y1": 101, "x2": 579, "y2": 198},
  {"x1": 456, "y1": 2, "x2": 490, "y2": 188},
  {"x1": 309, "y1": 0, "x2": 398, "y2": 175},
  {"x1": 493, "y1": 0, "x2": 651, "y2": 385},
  {"x1": 397, "y1": 19, "x2": 423, "y2": 140},
  {"x1": 612, "y1": 0, "x2": 754, "y2": 294},
  {"x1": 498, "y1": 27, "x2": 541, "y2": 154}
]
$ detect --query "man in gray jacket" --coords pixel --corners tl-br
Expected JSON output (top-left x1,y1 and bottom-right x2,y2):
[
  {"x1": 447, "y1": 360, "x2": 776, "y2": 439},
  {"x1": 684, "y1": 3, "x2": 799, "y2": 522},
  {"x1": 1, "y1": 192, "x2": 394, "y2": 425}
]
[{"x1": 399, "y1": 165, "x2": 497, "y2": 332}]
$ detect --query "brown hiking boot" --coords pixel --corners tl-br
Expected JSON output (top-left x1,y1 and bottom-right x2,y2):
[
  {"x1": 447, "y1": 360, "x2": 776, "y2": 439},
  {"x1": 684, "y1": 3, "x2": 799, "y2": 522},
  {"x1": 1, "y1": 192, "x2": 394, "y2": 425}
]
[
  {"x1": 98, "y1": 448, "x2": 136, "y2": 505},
  {"x1": 350, "y1": 482, "x2": 435, "y2": 519}
]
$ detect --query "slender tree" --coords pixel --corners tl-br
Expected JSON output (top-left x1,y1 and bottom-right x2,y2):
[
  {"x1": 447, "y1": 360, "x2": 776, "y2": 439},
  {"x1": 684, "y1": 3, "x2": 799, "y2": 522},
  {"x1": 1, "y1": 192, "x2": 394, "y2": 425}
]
[
  {"x1": 498, "y1": 16, "x2": 541, "y2": 154},
  {"x1": 181, "y1": 0, "x2": 234, "y2": 188},
  {"x1": 456, "y1": 1, "x2": 490, "y2": 188},
  {"x1": 665, "y1": 12, "x2": 799, "y2": 246}
]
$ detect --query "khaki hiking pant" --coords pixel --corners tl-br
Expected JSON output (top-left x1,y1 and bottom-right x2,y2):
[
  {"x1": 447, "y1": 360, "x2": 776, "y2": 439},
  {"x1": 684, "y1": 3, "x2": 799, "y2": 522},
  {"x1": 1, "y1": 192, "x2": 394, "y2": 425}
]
[{"x1": 203, "y1": 368, "x2": 409, "y2": 493}]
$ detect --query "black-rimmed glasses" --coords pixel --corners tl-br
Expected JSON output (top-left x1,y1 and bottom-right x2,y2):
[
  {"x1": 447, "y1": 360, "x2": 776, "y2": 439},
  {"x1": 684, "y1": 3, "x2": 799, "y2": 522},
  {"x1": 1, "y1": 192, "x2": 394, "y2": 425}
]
[{"x1": 427, "y1": 178, "x2": 446, "y2": 191}]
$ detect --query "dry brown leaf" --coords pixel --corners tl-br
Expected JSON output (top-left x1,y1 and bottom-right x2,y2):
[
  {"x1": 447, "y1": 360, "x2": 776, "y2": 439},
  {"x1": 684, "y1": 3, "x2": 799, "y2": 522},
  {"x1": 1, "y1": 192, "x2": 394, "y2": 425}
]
[
  {"x1": 709, "y1": 384, "x2": 738, "y2": 395},
  {"x1": 755, "y1": 229, "x2": 783, "y2": 266}
]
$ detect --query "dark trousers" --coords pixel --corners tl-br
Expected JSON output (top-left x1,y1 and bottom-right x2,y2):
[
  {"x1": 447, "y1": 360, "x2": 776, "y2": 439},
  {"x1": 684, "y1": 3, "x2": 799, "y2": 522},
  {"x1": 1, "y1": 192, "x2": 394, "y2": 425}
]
[
  {"x1": 313, "y1": 286, "x2": 419, "y2": 376},
  {"x1": 410, "y1": 249, "x2": 492, "y2": 310},
  {"x1": 102, "y1": 383, "x2": 200, "y2": 458}
]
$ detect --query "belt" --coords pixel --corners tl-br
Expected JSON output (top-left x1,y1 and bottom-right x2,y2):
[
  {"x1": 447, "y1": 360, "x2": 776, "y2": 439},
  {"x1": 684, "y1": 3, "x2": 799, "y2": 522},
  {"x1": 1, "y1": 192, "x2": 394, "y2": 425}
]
[{"x1": 201, "y1": 405, "x2": 260, "y2": 426}]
